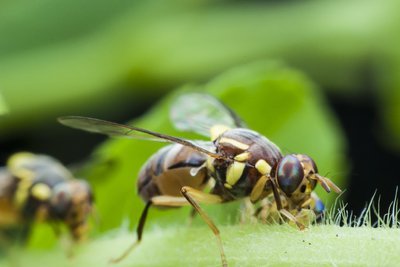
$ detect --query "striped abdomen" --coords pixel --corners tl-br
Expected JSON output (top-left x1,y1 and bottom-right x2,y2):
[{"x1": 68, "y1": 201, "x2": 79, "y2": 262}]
[{"x1": 137, "y1": 144, "x2": 211, "y2": 203}]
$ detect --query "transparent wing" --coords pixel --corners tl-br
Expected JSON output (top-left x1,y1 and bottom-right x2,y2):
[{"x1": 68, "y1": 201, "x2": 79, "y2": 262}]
[
  {"x1": 58, "y1": 116, "x2": 224, "y2": 159},
  {"x1": 170, "y1": 93, "x2": 246, "y2": 137}
]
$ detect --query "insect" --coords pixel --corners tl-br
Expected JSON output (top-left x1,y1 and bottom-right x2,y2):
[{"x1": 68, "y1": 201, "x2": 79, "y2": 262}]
[
  {"x1": 58, "y1": 93, "x2": 341, "y2": 267},
  {"x1": 242, "y1": 191, "x2": 326, "y2": 226},
  {"x1": 0, "y1": 152, "x2": 93, "y2": 243}
]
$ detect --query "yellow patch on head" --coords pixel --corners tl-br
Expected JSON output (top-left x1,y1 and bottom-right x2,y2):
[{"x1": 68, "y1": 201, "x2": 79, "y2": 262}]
[
  {"x1": 255, "y1": 159, "x2": 271, "y2": 176},
  {"x1": 234, "y1": 152, "x2": 250, "y2": 162},
  {"x1": 226, "y1": 161, "x2": 246, "y2": 186},
  {"x1": 210, "y1": 125, "x2": 230, "y2": 141},
  {"x1": 305, "y1": 183, "x2": 313, "y2": 194},
  {"x1": 31, "y1": 183, "x2": 52, "y2": 201},
  {"x1": 219, "y1": 137, "x2": 249, "y2": 150}
]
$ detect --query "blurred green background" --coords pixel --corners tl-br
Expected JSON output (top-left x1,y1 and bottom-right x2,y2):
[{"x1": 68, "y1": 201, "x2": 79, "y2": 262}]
[{"x1": 1, "y1": 0, "x2": 400, "y2": 248}]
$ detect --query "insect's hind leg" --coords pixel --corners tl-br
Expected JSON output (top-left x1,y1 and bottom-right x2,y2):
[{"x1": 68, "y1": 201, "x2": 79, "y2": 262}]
[
  {"x1": 110, "y1": 201, "x2": 152, "y2": 263},
  {"x1": 110, "y1": 196, "x2": 190, "y2": 264},
  {"x1": 180, "y1": 186, "x2": 227, "y2": 267}
]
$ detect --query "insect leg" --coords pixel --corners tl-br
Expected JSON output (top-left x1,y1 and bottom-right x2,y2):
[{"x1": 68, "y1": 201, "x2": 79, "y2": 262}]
[
  {"x1": 240, "y1": 197, "x2": 257, "y2": 224},
  {"x1": 269, "y1": 178, "x2": 283, "y2": 210},
  {"x1": 279, "y1": 209, "x2": 305, "y2": 230},
  {"x1": 110, "y1": 201, "x2": 152, "y2": 263},
  {"x1": 300, "y1": 198, "x2": 313, "y2": 208},
  {"x1": 111, "y1": 196, "x2": 191, "y2": 263},
  {"x1": 180, "y1": 186, "x2": 227, "y2": 267}
]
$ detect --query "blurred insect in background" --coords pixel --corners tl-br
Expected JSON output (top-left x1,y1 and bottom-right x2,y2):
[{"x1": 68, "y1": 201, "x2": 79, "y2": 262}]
[
  {"x1": 58, "y1": 93, "x2": 341, "y2": 267},
  {"x1": 0, "y1": 152, "x2": 93, "y2": 247}
]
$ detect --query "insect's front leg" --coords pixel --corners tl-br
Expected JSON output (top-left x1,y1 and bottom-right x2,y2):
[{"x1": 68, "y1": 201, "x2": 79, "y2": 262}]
[{"x1": 240, "y1": 198, "x2": 258, "y2": 224}]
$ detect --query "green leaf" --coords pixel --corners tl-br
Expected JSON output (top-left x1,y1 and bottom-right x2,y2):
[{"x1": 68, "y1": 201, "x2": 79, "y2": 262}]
[
  {"x1": 1, "y1": 0, "x2": 399, "y2": 139},
  {"x1": 0, "y1": 93, "x2": 8, "y2": 115},
  {"x1": 83, "y1": 61, "x2": 346, "y2": 232},
  {"x1": 4, "y1": 225, "x2": 400, "y2": 267}
]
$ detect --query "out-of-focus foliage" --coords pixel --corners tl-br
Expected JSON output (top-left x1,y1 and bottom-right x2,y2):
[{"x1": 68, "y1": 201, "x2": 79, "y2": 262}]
[
  {"x1": 0, "y1": 92, "x2": 7, "y2": 115},
  {"x1": 76, "y1": 61, "x2": 346, "y2": 233},
  {"x1": 1, "y1": 0, "x2": 400, "y2": 150}
]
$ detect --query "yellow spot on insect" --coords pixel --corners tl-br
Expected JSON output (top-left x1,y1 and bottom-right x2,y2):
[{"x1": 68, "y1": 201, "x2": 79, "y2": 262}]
[
  {"x1": 210, "y1": 125, "x2": 230, "y2": 141},
  {"x1": 226, "y1": 161, "x2": 246, "y2": 186},
  {"x1": 305, "y1": 183, "x2": 313, "y2": 194},
  {"x1": 219, "y1": 137, "x2": 249, "y2": 150},
  {"x1": 234, "y1": 152, "x2": 250, "y2": 162},
  {"x1": 31, "y1": 183, "x2": 52, "y2": 201},
  {"x1": 8, "y1": 152, "x2": 34, "y2": 169},
  {"x1": 255, "y1": 159, "x2": 271, "y2": 175},
  {"x1": 206, "y1": 157, "x2": 215, "y2": 173},
  {"x1": 7, "y1": 152, "x2": 36, "y2": 180},
  {"x1": 224, "y1": 183, "x2": 232, "y2": 189},
  {"x1": 14, "y1": 178, "x2": 33, "y2": 209}
]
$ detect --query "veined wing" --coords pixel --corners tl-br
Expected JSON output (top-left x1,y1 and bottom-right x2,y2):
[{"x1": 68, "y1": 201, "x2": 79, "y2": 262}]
[
  {"x1": 58, "y1": 116, "x2": 224, "y2": 159},
  {"x1": 170, "y1": 93, "x2": 246, "y2": 138}
]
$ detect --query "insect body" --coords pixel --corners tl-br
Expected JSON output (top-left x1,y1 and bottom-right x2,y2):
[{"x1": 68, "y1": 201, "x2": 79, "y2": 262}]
[
  {"x1": 0, "y1": 152, "x2": 93, "y2": 242},
  {"x1": 58, "y1": 93, "x2": 341, "y2": 267},
  {"x1": 138, "y1": 143, "x2": 211, "y2": 203}
]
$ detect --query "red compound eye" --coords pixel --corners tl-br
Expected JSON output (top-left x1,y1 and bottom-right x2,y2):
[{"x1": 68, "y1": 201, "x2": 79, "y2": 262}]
[{"x1": 276, "y1": 155, "x2": 304, "y2": 196}]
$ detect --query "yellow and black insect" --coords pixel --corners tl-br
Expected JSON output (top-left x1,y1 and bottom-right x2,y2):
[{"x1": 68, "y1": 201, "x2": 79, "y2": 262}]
[
  {"x1": 0, "y1": 152, "x2": 93, "y2": 243},
  {"x1": 242, "y1": 191, "x2": 326, "y2": 226},
  {"x1": 58, "y1": 93, "x2": 341, "y2": 267}
]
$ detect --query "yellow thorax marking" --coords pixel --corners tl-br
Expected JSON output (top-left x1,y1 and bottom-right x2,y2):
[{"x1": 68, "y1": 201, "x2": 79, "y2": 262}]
[
  {"x1": 219, "y1": 137, "x2": 249, "y2": 150},
  {"x1": 210, "y1": 125, "x2": 230, "y2": 141},
  {"x1": 226, "y1": 161, "x2": 246, "y2": 187},
  {"x1": 234, "y1": 152, "x2": 250, "y2": 162},
  {"x1": 255, "y1": 159, "x2": 272, "y2": 176},
  {"x1": 31, "y1": 183, "x2": 52, "y2": 201}
]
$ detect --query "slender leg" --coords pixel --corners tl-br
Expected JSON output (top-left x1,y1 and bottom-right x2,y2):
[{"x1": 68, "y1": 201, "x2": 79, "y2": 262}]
[
  {"x1": 300, "y1": 198, "x2": 313, "y2": 208},
  {"x1": 110, "y1": 195, "x2": 200, "y2": 264},
  {"x1": 279, "y1": 209, "x2": 305, "y2": 230},
  {"x1": 110, "y1": 201, "x2": 152, "y2": 263},
  {"x1": 270, "y1": 178, "x2": 283, "y2": 210},
  {"x1": 255, "y1": 198, "x2": 278, "y2": 224},
  {"x1": 180, "y1": 186, "x2": 227, "y2": 267},
  {"x1": 240, "y1": 198, "x2": 257, "y2": 224}
]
